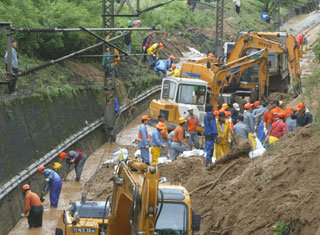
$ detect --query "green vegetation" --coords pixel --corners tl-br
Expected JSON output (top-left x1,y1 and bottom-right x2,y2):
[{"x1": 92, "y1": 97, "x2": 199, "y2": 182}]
[
  {"x1": 0, "y1": 0, "x2": 311, "y2": 98},
  {"x1": 313, "y1": 33, "x2": 320, "y2": 61}
]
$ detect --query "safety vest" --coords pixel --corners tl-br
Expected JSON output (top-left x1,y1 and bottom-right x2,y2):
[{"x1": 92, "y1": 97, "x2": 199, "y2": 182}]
[
  {"x1": 67, "y1": 151, "x2": 83, "y2": 164},
  {"x1": 187, "y1": 114, "x2": 198, "y2": 132},
  {"x1": 138, "y1": 125, "x2": 150, "y2": 141},
  {"x1": 270, "y1": 107, "x2": 283, "y2": 123}
]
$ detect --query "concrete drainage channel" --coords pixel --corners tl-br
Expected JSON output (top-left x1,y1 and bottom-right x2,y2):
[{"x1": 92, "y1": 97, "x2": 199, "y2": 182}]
[{"x1": 0, "y1": 85, "x2": 160, "y2": 235}]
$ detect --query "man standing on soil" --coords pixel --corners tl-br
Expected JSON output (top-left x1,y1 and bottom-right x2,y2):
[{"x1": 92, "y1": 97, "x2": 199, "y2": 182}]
[
  {"x1": 243, "y1": 103, "x2": 256, "y2": 149},
  {"x1": 147, "y1": 43, "x2": 163, "y2": 68},
  {"x1": 138, "y1": 115, "x2": 151, "y2": 164},
  {"x1": 171, "y1": 117, "x2": 189, "y2": 160},
  {"x1": 268, "y1": 112, "x2": 287, "y2": 144},
  {"x1": 158, "y1": 113, "x2": 169, "y2": 157},
  {"x1": 22, "y1": 184, "x2": 43, "y2": 228},
  {"x1": 4, "y1": 39, "x2": 18, "y2": 95},
  {"x1": 142, "y1": 32, "x2": 153, "y2": 62},
  {"x1": 204, "y1": 104, "x2": 218, "y2": 165},
  {"x1": 233, "y1": 115, "x2": 250, "y2": 139},
  {"x1": 214, "y1": 112, "x2": 232, "y2": 159},
  {"x1": 38, "y1": 166, "x2": 62, "y2": 208},
  {"x1": 296, "y1": 103, "x2": 313, "y2": 127},
  {"x1": 60, "y1": 151, "x2": 88, "y2": 181},
  {"x1": 185, "y1": 106, "x2": 202, "y2": 150},
  {"x1": 151, "y1": 123, "x2": 165, "y2": 164}
]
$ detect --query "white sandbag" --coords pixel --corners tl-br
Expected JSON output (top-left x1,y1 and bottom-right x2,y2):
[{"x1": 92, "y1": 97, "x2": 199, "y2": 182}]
[
  {"x1": 104, "y1": 148, "x2": 129, "y2": 164},
  {"x1": 181, "y1": 149, "x2": 205, "y2": 158},
  {"x1": 249, "y1": 137, "x2": 266, "y2": 158},
  {"x1": 157, "y1": 157, "x2": 172, "y2": 164},
  {"x1": 134, "y1": 149, "x2": 141, "y2": 158}
]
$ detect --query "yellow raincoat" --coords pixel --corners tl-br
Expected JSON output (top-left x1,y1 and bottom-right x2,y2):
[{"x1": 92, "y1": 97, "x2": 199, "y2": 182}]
[
  {"x1": 147, "y1": 43, "x2": 160, "y2": 56},
  {"x1": 167, "y1": 69, "x2": 180, "y2": 77},
  {"x1": 214, "y1": 119, "x2": 232, "y2": 159}
]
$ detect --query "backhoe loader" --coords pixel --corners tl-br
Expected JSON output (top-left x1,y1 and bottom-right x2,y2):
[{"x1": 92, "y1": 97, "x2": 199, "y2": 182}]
[
  {"x1": 149, "y1": 49, "x2": 269, "y2": 130},
  {"x1": 55, "y1": 159, "x2": 200, "y2": 235}
]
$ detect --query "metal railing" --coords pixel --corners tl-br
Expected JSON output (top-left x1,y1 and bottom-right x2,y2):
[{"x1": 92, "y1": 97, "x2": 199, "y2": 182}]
[{"x1": 0, "y1": 85, "x2": 160, "y2": 201}]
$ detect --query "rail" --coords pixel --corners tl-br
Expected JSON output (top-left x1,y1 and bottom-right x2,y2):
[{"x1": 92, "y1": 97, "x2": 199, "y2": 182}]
[{"x1": 0, "y1": 85, "x2": 161, "y2": 201}]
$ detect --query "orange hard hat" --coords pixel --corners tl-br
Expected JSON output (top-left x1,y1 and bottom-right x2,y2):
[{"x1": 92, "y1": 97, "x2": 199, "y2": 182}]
[
  {"x1": 172, "y1": 64, "x2": 176, "y2": 69},
  {"x1": 254, "y1": 101, "x2": 260, "y2": 108},
  {"x1": 213, "y1": 111, "x2": 219, "y2": 116},
  {"x1": 208, "y1": 53, "x2": 214, "y2": 57},
  {"x1": 156, "y1": 123, "x2": 165, "y2": 129},
  {"x1": 38, "y1": 165, "x2": 45, "y2": 174},
  {"x1": 59, "y1": 152, "x2": 66, "y2": 160},
  {"x1": 297, "y1": 103, "x2": 304, "y2": 111},
  {"x1": 141, "y1": 115, "x2": 150, "y2": 120},
  {"x1": 106, "y1": 48, "x2": 110, "y2": 51},
  {"x1": 244, "y1": 103, "x2": 253, "y2": 109},
  {"x1": 22, "y1": 184, "x2": 30, "y2": 193},
  {"x1": 170, "y1": 55, "x2": 175, "y2": 60},
  {"x1": 159, "y1": 43, "x2": 163, "y2": 48}
]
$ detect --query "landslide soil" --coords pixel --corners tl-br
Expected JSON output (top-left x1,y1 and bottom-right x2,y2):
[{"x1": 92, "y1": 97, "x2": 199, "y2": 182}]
[{"x1": 158, "y1": 126, "x2": 320, "y2": 234}]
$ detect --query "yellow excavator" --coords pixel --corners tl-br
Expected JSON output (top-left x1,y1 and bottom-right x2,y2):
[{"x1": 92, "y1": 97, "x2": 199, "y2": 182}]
[
  {"x1": 195, "y1": 31, "x2": 301, "y2": 93},
  {"x1": 149, "y1": 49, "x2": 269, "y2": 130},
  {"x1": 55, "y1": 159, "x2": 200, "y2": 235}
]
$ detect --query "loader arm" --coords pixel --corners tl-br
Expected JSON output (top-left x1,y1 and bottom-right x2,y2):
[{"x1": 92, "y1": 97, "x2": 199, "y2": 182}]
[{"x1": 107, "y1": 159, "x2": 159, "y2": 235}]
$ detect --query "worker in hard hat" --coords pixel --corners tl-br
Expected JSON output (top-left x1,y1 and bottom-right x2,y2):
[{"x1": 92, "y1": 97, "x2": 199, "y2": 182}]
[
  {"x1": 267, "y1": 100, "x2": 283, "y2": 130},
  {"x1": 22, "y1": 184, "x2": 43, "y2": 228},
  {"x1": 153, "y1": 57, "x2": 172, "y2": 78},
  {"x1": 138, "y1": 115, "x2": 151, "y2": 164},
  {"x1": 296, "y1": 103, "x2": 313, "y2": 127},
  {"x1": 231, "y1": 103, "x2": 240, "y2": 125},
  {"x1": 147, "y1": 43, "x2": 163, "y2": 68},
  {"x1": 166, "y1": 55, "x2": 175, "y2": 68},
  {"x1": 171, "y1": 117, "x2": 189, "y2": 160},
  {"x1": 185, "y1": 106, "x2": 202, "y2": 150},
  {"x1": 167, "y1": 64, "x2": 180, "y2": 77},
  {"x1": 268, "y1": 112, "x2": 287, "y2": 145},
  {"x1": 38, "y1": 166, "x2": 62, "y2": 207},
  {"x1": 204, "y1": 104, "x2": 218, "y2": 165},
  {"x1": 243, "y1": 103, "x2": 256, "y2": 149},
  {"x1": 158, "y1": 113, "x2": 169, "y2": 157},
  {"x1": 221, "y1": 103, "x2": 229, "y2": 110},
  {"x1": 102, "y1": 47, "x2": 112, "y2": 76},
  {"x1": 60, "y1": 151, "x2": 88, "y2": 181},
  {"x1": 214, "y1": 112, "x2": 232, "y2": 159},
  {"x1": 112, "y1": 47, "x2": 120, "y2": 78},
  {"x1": 151, "y1": 123, "x2": 166, "y2": 165}
]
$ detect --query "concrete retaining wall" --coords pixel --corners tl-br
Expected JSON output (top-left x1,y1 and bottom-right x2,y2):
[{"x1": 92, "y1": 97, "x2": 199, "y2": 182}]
[
  {"x1": 0, "y1": 87, "x2": 160, "y2": 235},
  {"x1": 283, "y1": 0, "x2": 319, "y2": 24}
]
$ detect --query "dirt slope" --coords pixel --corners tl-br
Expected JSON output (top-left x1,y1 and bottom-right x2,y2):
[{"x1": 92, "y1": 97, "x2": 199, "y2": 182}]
[{"x1": 158, "y1": 126, "x2": 320, "y2": 234}]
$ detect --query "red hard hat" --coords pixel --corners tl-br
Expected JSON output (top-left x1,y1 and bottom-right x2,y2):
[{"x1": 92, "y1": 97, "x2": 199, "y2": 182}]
[
  {"x1": 279, "y1": 112, "x2": 286, "y2": 118},
  {"x1": 22, "y1": 184, "x2": 30, "y2": 193},
  {"x1": 141, "y1": 115, "x2": 150, "y2": 120},
  {"x1": 254, "y1": 101, "x2": 260, "y2": 108},
  {"x1": 170, "y1": 55, "x2": 175, "y2": 60},
  {"x1": 59, "y1": 152, "x2": 66, "y2": 160},
  {"x1": 297, "y1": 103, "x2": 304, "y2": 111},
  {"x1": 156, "y1": 123, "x2": 165, "y2": 129},
  {"x1": 159, "y1": 43, "x2": 163, "y2": 48},
  {"x1": 38, "y1": 165, "x2": 45, "y2": 174},
  {"x1": 208, "y1": 53, "x2": 214, "y2": 57},
  {"x1": 244, "y1": 103, "x2": 253, "y2": 109},
  {"x1": 172, "y1": 64, "x2": 176, "y2": 69}
]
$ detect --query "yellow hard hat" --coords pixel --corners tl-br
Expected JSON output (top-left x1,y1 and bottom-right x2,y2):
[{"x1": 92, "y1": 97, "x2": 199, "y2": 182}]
[
  {"x1": 178, "y1": 117, "x2": 186, "y2": 124},
  {"x1": 53, "y1": 162, "x2": 62, "y2": 172},
  {"x1": 222, "y1": 103, "x2": 228, "y2": 109},
  {"x1": 279, "y1": 100, "x2": 284, "y2": 106}
]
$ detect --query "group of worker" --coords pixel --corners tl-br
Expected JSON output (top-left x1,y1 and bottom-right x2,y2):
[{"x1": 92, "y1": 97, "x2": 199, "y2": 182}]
[
  {"x1": 138, "y1": 99, "x2": 313, "y2": 166},
  {"x1": 296, "y1": 33, "x2": 308, "y2": 57},
  {"x1": 21, "y1": 150, "x2": 87, "y2": 228}
]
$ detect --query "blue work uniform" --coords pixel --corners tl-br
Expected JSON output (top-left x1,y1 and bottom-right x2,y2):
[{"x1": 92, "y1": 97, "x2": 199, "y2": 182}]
[
  {"x1": 152, "y1": 129, "x2": 163, "y2": 147},
  {"x1": 138, "y1": 124, "x2": 150, "y2": 164},
  {"x1": 43, "y1": 169, "x2": 62, "y2": 207},
  {"x1": 204, "y1": 112, "x2": 218, "y2": 164},
  {"x1": 65, "y1": 151, "x2": 87, "y2": 181},
  {"x1": 153, "y1": 60, "x2": 169, "y2": 78}
]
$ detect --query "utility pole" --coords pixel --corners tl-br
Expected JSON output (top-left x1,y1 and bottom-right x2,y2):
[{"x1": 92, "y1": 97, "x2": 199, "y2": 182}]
[{"x1": 215, "y1": 0, "x2": 224, "y2": 59}]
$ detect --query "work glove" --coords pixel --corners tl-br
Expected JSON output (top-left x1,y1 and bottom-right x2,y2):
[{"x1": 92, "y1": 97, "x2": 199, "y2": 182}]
[
  {"x1": 21, "y1": 213, "x2": 26, "y2": 217},
  {"x1": 228, "y1": 139, "x2": 232, "y2": 144},
  {"x1": 45, "y1": 178, "x2": 50, "y2": 182},
  {"x1": 264, "y1": 127, "x2": 268, "y2": 135},
  {"x1": 143, "y1": 46, "x2": 146, "y2": 51},
  {"x1": 69, "y1": 159, "x2": 75, "y2": 163},
  {"x1": 252, "y1": 134, "x2": 256, "y2": 138},
  {"x1": 153, "y1": 54, "x2": 156, "y2": 58},
  {"x1": 254, "y1": 126, "x2": 257, "y2": 131}
]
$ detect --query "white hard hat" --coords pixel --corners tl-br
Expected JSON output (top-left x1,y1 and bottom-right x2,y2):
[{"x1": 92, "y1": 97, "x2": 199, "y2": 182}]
[
  {"x1": 187, "y1": 106, "x2": 193, "y2": 111},
  {"x1": 233, "y1": 103, "x2": 240, "y2": 111}
]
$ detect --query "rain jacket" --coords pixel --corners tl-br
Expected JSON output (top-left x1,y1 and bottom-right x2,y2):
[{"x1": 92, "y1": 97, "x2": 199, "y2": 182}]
[
  {"x1": 147, "y1": 44, "x2": 160, "y2": 56},
  {"x1": 167, "y1": 69, "x2": 180, "y2": 77},
  {"x1": 204, "y1": 112, "x2": 218, "y2": 138},
  {"x1": 4, "y1": 48, "x2": 18, "y2": 69},
  {"x1": 151, "y1": 129, "x2": 164, "y2": 147}
]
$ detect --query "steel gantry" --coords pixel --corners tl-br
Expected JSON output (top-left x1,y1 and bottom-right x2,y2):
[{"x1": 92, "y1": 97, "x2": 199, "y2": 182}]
[{"x1": 215, "y1": 0, "x2": 224, "y2": 59}]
